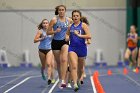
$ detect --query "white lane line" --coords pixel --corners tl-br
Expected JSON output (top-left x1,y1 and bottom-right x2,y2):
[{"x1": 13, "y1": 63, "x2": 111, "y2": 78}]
[
  {"x1": 3, "y1": 75, "x2": 41, "y2": 93},
  {"x1": 41, "y1": 78, "x2": 59, "y2": 93},
  {"x1": 31, "y1": 75, "x2": 41, "y2": 78},
  {"x1": 3, "y1": 77, "x2": 31, "y2": 93},
  {"x1": 0, "y1": 71, "x2": 32, "y2": 89},
  {"x1": 48, "y1": 78, "x2": 59, "y2": 93},
  {"x1": 0, "y1": 74, "x2": 41, "y2": 79},
  {"x1": 116, "y1": 67, "x2": 140, "y2": 87},
  {"x1": 88, "y1": 67, "x2": 97, "y2": 93},
  {"x1": 90, "y1": 76, "x2": 97, "y2": 93},
  {"x1": 0, "y1": 75, "x2": 21, "y2": 78},
  {"x1": 99, "y1": 73, "x2": 121, "y2": 77},
  {"x1": 124, "y1": 75, "x2": 140, "y2": 87}
]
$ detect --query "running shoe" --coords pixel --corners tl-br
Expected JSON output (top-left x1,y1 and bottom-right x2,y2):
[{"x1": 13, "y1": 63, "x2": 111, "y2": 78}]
[
  {"x1": 61, "y1": 83, "x2": 66, "y2": 88},
  {"x1": 51, "y1": 79, "x2": 56, "y2": 84},
  {"x1": 58, "y1": 82, "x2": 64, "y2": 89},
  {"x1": 67, "y1": 83, "x2": 72, "y2": 88},
  {"x1": 77, "y1": 81, "x2": 81, "y2": 89},
  {"x1": 80, "y1": 80, "x2": 84, "y2": 85},
  {"x1": 74, "y1": 84, "x2": 79, "y2": 92},
  {"x1": 48, "y1": 79, "x2": 52, "y2": 85}
]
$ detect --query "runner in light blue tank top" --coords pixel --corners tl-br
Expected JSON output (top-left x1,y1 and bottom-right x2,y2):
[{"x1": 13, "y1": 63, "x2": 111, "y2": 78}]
[
  {"x1": 34, "y1": 19, "x2": 55, "y2": 85},
  {"x1": 53, "y1": 17, "x2": 69, "y2": 40},
  {"x1": 38, "y1": 29, "x2": 52, "y2": 50},
  {"x1": 47, "y1": 5, "x2": 73, "y2": 88}
]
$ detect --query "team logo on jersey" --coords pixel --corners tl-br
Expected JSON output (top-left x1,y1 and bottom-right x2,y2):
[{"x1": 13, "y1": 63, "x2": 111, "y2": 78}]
[
  {"x1": 57, "y1": 21, "x2": 68, "y2": 28},
  {"x1": 70, "y1": 29, "x2": 81, "y2": 35}
]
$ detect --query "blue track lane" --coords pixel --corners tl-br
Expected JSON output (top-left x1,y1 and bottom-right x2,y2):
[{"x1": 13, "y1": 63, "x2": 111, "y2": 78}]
[{"x1": 0, "y1": 66, "x2": 140, "y2": 93}]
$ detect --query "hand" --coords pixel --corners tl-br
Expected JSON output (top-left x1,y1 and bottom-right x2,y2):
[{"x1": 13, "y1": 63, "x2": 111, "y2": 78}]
[
  {"x1": 74, "y1": 30, "x2": 79, "y2": 36},
  {"x1": 86, "y1": 39, "x2": 91, "y2": 45},
  {"x1": 65, "y1": 35, "x2": 69, "y2": 42},
  {"x1": 40, "y1": 35, "x2": 46, "y2": 41},
  {"x1": 56, "y1": 28, "x2": 61, "y2": 33},
  {"x1": 128, "y1": 37, "x2": 133, "y2": 40}
]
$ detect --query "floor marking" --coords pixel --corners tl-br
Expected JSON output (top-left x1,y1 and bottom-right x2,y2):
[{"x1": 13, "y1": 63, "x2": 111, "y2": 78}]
[
  {"x1": 41, "y1": 78, "x2": 59, "y2": 93},
  {"x1": 48, "y1": 78, "x2": 59, "y2": 93},
  {"x1": 3, "y1": 77, "x2": 31, "y2": 93},
  {"x1": 116, "y1": 67, "x2": 140, "y2": 87},
  {"x1": 0, "y1": 71, "x2": 32, "y2": 89},
  {"x1": 90, "y1": 76, "x2": 97, "y2": 93},
  {"x1": 99, "y1": 73, "x2": 121, "y2": 77},
  {"x1": 0, "y1": 75, "x2": 21, "y2": 78},
  {"x1": 88, "y1": 67, "x2": 97, "y2": 93},
  {"x1": 124, "y1": 75, "x2": 140, "y2": 87},
  {"x1": 30, "y1": 75, "x2": 41, "y2": 78}
]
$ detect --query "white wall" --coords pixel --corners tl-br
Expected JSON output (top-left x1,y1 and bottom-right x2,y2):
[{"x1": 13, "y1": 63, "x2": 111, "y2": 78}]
[
  {"x1": 0, "y1": 8, "x2": 126, "y2": 66},
  {"x1": 0, "y1": 0, "x2": 126, "y2": 9},
  {"x1": 86, "y1": 10, "x2": 126, "y2": 65}
]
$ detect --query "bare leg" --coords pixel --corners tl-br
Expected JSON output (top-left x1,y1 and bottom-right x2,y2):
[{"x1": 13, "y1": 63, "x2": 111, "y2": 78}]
[
  {"x1": 124, "y1": 48, "x2": 131, "y2": 66},
  {"x1": 78, "y1": 57, "x2": 85, "y2": 84},
  {"x1": 137, "y1": 48, "x2": 140, "y2": 68},
  {"x1": 69, "y1": 52, "x2": 79, "y2": 91},
  {"x1": 60, "y1": 45, "x2": 68, "y2": 85},
  {"x1": 53, "y1": 50, "x2": 61, "y2": 80},
  {"x1": 38, "y1": 51, "x2": 46, "y2": 80},
  {"x1": 45, "y1": 50, "x2": 53, "y2": 80},
  {"x1": 131, "y1": 48, "x2": 138, "y2": 68}
]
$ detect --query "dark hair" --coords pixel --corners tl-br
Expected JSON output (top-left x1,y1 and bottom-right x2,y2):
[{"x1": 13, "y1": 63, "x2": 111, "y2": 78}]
[
  {"x1": 80, "y1": 16, "x2": 89, "y2": 25},
  {"x1": 72, "y1": 10, "x2": 82, "y2": 17},
  {"x1": 38, "y1": 19, "x2": 49, "y2": 30},
  {"x1": 55, "y1": 5, "x2": 66, "y2": 15}
]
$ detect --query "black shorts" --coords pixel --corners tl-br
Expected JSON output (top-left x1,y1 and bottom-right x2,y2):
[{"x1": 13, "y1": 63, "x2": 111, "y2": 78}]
[
  {"x1": 39, "y1": 49, "x2": 51, "y2": 55},
  {"x1": 51, "y1": 39, "x2": 69, "y2": 50}
]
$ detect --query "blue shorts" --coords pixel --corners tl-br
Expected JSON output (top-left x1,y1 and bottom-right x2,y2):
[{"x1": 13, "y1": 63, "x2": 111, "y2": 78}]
[
  {"x1": 128, "y1": 47, "x2": 137, "y2": 51},
  {"x1": 68, "y1": 46, "x2": 87, "y2": 57}
]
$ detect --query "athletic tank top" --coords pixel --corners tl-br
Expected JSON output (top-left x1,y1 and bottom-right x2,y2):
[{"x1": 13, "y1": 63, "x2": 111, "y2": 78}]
[
  {"x1": 69, "y1": 22, "x2": 86, "y2": 47},
  {"x1": 127, "y1": 33, "x2": 137, "y2": 48},
  {"x1": 38, "y1": 29, "x2": 52, "y2": 50},
  {"x1": 53, "y1": 17, "x2": 69, "y2": 40}
]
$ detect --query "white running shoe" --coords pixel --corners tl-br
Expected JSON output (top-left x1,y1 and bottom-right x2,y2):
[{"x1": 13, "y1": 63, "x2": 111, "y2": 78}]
[{"x1": 67, "y1": 83, "x2": 72, "y2": 88}]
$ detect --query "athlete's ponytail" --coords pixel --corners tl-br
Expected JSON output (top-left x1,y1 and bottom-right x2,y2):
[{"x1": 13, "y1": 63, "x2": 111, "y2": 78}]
[
  {"x1": 80, "y1": 16, "x2": 89, "y2": 25},
  {"x1": 55, "y1": 6, "x2": 59, "y2": 15}
]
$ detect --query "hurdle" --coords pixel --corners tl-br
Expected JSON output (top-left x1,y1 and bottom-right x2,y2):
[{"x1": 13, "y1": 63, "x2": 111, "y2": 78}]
[
  {"x1": 117, "y1": 49, "x2": 126, "y2": 67},
  {"x1": 0, "y1": 49, "x2": 10, "y2": 68},
  {"x1": 94, "y1": 49, "x2": 107, "y2": 67},
  {"x1": 20, "y1": 50, "x2": 32, "y2": 67}
]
